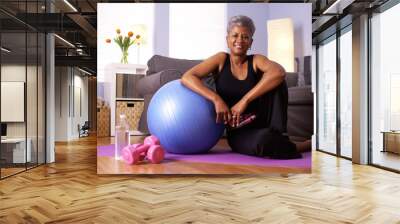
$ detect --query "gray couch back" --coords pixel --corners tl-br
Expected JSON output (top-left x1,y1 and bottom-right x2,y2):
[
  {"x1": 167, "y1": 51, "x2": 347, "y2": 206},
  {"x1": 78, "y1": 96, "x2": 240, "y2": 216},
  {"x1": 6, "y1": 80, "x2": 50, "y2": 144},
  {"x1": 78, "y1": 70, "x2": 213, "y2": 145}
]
[
  {"x1": 146, "y1": 55, "x2": 202, "y2": 75},
  {"x1": 146, "y1": 55, "x2": 299, "y2": 87}
]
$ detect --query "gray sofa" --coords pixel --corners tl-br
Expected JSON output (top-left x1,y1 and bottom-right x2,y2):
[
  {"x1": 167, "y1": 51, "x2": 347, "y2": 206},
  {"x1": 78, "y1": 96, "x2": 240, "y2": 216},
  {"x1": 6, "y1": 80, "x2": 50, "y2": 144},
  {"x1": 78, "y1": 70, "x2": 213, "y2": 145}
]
[{"x1": 137, "y1": 55, "x2": 313, "y2": 142}]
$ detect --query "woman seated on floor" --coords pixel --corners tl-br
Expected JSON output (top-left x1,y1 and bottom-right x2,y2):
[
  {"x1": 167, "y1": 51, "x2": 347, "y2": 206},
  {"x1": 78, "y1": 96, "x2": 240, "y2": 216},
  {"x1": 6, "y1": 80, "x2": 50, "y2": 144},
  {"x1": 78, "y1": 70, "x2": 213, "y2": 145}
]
[{"x1": 181, "y1": 15, "x2": 311, "y2": 159}]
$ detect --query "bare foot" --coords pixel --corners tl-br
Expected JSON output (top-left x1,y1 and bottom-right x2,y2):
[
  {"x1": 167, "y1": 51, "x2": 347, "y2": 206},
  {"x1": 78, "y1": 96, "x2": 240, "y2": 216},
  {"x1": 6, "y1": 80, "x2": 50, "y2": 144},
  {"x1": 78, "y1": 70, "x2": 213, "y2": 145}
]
[{"x1": 294, "y1": 139, "x2": 311, "y2": 153}]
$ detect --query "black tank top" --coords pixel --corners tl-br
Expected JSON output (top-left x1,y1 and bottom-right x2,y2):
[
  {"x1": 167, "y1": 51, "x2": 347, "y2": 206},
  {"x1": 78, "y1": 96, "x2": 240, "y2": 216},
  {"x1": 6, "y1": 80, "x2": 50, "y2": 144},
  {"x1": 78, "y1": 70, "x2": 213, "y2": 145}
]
[{"x1": 215, "y1": 53, "x2": 261, "y2": 114}]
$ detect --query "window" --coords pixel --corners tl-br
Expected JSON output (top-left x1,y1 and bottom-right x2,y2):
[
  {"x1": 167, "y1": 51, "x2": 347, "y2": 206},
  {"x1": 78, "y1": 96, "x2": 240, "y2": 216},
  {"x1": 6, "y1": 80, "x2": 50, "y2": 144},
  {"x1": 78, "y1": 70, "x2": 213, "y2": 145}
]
[
  {"x1": 317, "y1": 36, "x2": 337, "y2": 154},
  {"x1": 339, "y1": 28, "x2": 352, "y2": 158},
  {"x1": 371, "y1": 3, "x2": 400, "y2": 171}
]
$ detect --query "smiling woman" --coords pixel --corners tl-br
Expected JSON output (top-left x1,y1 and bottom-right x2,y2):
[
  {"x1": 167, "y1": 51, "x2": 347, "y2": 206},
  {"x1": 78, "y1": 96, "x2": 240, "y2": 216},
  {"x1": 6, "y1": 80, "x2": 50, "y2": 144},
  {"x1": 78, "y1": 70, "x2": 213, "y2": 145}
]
[
  {"x1": 181, "y1": 15, "x2": 310, "y2": 160},
  {"x1": 97, "y1": 3, "x2": 312, "y2": 175}
]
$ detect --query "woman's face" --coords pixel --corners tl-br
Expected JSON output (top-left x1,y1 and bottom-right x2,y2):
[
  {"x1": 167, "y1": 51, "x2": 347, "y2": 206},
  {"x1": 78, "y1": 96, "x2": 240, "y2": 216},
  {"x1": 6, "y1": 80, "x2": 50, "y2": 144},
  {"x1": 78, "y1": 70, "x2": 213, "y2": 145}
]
[{"x1": 226, "y1": 25, "x2": 253, "y2": 56}]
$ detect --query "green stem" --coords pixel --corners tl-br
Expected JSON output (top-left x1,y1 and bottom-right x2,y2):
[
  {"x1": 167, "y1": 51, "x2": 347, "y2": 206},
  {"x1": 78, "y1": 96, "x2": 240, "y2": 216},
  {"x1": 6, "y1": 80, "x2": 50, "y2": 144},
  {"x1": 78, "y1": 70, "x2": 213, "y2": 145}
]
[{"x1": 121, "y1": 48, "x2": 129, "y2": 64}]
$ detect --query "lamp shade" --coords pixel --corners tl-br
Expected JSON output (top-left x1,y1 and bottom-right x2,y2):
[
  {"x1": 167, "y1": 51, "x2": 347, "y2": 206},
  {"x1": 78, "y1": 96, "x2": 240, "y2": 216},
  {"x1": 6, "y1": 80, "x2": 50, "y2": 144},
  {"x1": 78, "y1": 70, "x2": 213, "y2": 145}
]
[{"x1": 267, "y1": 18, "x2": 295, "y2": 72}]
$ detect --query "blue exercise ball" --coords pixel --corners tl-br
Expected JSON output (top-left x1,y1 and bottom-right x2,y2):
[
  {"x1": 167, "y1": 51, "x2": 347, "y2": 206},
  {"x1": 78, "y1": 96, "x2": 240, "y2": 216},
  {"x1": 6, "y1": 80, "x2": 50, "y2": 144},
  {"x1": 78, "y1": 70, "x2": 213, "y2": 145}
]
[{"x1": 147, "y1": 80, "x2": 225, "y2": 154}]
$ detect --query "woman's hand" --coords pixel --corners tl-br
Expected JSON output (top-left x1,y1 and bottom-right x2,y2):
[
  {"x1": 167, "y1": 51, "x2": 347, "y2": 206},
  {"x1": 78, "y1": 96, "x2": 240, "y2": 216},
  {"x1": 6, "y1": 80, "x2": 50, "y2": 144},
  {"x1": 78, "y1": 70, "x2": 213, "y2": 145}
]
[
  {"x1": 213, "y1": 98, "x2": 231, "y2": 124},
  {"x1": 230, "y1": 99, "x2": 249, "y2": 127}
]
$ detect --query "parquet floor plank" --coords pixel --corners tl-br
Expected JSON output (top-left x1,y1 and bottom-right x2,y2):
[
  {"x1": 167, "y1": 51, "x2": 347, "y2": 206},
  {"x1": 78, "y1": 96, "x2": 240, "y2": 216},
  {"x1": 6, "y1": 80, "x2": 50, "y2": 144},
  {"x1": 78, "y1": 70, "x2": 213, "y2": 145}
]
[{"x1": 0, "y1": 136, "x2": 399, "y2": 223}]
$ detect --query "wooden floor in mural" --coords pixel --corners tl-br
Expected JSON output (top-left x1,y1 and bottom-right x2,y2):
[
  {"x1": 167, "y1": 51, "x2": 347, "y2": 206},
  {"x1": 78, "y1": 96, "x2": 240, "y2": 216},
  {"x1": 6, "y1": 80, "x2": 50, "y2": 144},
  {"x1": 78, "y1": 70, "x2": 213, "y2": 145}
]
[
  {"x1": 1, "y1": 135, "x2": 400, "y2": 223},
  {"x1": 97, "y1": 136, "x2": 311, "y2": 174}
]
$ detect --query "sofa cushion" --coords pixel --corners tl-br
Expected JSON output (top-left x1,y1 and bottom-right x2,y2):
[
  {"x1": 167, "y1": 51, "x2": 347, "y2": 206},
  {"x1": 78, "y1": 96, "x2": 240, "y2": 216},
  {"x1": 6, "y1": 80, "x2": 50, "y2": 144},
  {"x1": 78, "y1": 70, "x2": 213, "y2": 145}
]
[
  {"x1": 137, "y1": 69, "x2": 183, "y2": 96},
  {"x1": 146, "y1": 55, "x2": 202, "y2": 75},
  {"x1": 287, "y1": 105, "x2": 313, "y2": 139},
  {"x1": 138, "y1": 94, "x2": 153, "y2": 133},
  {"x1": 285, "y1": 72, "x2": 298, "y2": 88},
  {"x1": 288, "y1": 86, "x2": 313, "y2": 105}
]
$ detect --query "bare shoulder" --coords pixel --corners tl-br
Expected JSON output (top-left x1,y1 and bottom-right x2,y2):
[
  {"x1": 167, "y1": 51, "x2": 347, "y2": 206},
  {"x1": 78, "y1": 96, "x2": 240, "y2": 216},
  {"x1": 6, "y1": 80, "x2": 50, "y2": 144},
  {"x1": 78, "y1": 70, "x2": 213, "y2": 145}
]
[
  {"x1": 210, "y1": 52, "x2": 227, "y2": 73},
  {"x1": 214, "y1": 51, "x2": 228, "y2": 63},
  {"x1": 186, "y1": 52, "x2": 227, "y2": 78},
  {"x1": 253, "y1": 54, "x2": 271, "y2": 73},
  {"x1": 253, "y1": 54, "x2": 283, "y2": 73},
  {"x1": 253, "y1": 54, "x2": 270, "y2": 64}
]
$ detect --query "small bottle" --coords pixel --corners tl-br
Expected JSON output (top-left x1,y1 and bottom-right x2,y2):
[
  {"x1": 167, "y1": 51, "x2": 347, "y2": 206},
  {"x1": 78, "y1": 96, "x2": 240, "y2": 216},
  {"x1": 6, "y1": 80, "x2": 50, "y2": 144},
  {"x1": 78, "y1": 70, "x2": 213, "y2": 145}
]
[{"x1": 115, "y1": 114, "x2": 130, "y2": 160}]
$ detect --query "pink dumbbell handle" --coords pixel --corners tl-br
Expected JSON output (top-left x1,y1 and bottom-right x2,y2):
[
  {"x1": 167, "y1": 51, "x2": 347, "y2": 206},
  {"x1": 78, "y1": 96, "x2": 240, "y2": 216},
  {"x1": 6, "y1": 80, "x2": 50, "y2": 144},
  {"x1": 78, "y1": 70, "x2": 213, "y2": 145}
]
[
  {"x1": 122, "y1": 144, "x2": 141, "y2": 165},
  {"x1": 131, "y1": 144, "x2": 150, "y2": 163},
  {"x1": 144, "y1": 135, "x2": 160, "y2": 146},
  {"x1": 122, "y1": 144, "x2": 150, "y2": 165}
]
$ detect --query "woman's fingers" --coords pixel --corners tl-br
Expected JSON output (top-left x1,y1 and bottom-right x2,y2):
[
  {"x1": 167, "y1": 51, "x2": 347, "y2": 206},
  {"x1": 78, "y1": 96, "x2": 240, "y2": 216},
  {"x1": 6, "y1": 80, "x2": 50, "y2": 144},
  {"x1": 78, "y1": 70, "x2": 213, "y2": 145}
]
[
  {"x1": 216, "y1": 111, "x2": 222, "y2": 123},
  {"x1": 231, "y1": 110, "x2": 242, "y2": 127},
  {"x1": 227, "y1": 112, "x2": 232, "y2": 124},
  {"x1": 224, "y1": 112, "x2": 229, "y2": 124},
  {"x1": 216, "y1": 111, "x2": 230, "y2": 124},
  {"x1": 236, "y1": 114, "x2": 241, "y2": 127}
]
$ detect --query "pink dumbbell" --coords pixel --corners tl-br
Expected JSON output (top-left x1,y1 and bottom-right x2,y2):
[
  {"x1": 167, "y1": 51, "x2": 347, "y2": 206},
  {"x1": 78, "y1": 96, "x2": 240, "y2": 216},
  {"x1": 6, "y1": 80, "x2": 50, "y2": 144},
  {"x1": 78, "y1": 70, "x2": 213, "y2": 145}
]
[
  {"x1": 121, "y1": 143, "x2": 142, "y2": 165},
  {"x1": 145, "y1": 144, "x2": 164, "y2": 164},
  {"x1": 144, "y1": 135, "x2": 160, "y2": 146},
  {"x1": 122, "y1": 135, "x2": 165, "y2": 165},
  {"x1": 144, "y1": 135, "x2": 164, "y2": 163}
]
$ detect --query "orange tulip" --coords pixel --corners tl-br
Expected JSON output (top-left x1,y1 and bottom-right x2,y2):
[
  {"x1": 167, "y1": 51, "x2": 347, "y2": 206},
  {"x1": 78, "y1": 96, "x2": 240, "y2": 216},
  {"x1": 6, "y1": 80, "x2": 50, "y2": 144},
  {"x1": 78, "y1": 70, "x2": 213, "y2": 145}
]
[
  {"x1": 105, "y1": 38, "x2": 111, "y2": 43},
  {"x1": 128, "y1": 31, "x2": 133, "y2": 37},
  {"x1": 116, "y1": 28, "x2": 121, "y2": 34},
  {"x1": 136, "y1": 34, "x2": 141, "y2": 39}
]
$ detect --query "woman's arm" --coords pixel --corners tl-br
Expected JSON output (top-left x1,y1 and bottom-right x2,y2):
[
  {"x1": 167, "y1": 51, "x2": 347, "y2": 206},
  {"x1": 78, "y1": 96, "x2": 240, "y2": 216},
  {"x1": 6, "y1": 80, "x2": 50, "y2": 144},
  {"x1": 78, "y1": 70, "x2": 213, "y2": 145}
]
[
  {"x1": 181, "y1": 52, "x2": 231, "y2": 123},
  {"x1": 230, "y1": 54, "x2": 286, "y2": 126},
  {"x1": 242, "y1": 54, "x2": 286, "y2": 103},
  {"x1": 181, "y1": 52, "x2": 224, "y2": 103}
]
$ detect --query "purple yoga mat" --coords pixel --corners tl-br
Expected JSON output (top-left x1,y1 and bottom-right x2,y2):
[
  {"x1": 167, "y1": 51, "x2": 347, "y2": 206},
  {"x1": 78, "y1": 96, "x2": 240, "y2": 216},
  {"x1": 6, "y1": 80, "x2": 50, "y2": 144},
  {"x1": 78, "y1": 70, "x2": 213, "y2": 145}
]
[{"x1": 98, "y1": 144, "x2": 311, "y2": 168}]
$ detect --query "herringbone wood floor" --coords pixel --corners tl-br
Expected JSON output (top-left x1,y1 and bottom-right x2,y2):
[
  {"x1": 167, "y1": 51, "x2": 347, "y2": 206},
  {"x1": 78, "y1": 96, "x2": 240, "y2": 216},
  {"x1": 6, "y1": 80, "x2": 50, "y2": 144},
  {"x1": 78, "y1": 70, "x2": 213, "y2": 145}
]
[
  {"x1": 98, "y1": 137, "x2": 311, "y2": 174},
  {"x1": 1, "y1": 135, "x2": 400, "y2": 223}
]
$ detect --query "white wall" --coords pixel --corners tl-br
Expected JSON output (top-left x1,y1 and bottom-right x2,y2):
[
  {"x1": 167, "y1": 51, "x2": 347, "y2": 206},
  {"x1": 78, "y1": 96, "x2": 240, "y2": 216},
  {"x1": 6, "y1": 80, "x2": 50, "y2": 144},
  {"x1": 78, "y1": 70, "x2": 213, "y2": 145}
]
[
  {"x1": 72, "y1": 74, "x2": 89, "y2": 138},
  {"x1": 1, "y1": 65, "x2": 27, "y2": 138},
  {"x1": 55, "y1": 67, "x2": 89, "y2": 141},
  {"x1": 153, "y1": 4, "x2": 170, "y2": 57},
  {"x1": 169, "y1": 3, "x2": 227, "y2": 60},
  {"x1": 1, "y1": 64, "x2": 46, "y2": 163},
  {"x1": 55, "y1": 66, "x2": 70, "y2": 141}
]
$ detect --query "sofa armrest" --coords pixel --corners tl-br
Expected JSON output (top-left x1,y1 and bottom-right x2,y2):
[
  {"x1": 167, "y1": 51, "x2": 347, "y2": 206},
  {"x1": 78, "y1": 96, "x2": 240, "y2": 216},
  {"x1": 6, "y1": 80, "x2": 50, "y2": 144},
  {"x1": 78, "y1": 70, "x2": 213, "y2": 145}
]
[{"x1": 137, "y1": 69, "x2": 182, "y2": 97}]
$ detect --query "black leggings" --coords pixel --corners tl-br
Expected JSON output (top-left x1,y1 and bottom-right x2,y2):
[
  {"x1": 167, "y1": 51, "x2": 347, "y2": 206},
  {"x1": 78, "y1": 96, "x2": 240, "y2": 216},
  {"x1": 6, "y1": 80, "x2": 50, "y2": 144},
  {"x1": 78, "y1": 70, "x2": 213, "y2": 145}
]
[{"x1": 226, "y1": 82, "x2": 302, "y2": 159}]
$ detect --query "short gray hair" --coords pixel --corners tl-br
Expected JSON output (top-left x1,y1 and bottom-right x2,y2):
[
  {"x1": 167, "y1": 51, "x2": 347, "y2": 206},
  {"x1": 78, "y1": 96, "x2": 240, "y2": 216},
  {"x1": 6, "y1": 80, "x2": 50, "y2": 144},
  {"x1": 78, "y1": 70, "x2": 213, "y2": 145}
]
[{"x1": 227, "y1": 15, "x2": 256, "y2": 37}]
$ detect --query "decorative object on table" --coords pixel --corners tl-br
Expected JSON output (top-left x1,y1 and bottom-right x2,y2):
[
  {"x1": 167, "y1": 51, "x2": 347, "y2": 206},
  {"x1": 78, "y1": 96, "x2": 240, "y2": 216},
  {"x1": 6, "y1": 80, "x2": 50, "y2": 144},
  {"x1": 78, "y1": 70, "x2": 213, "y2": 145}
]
[
  {"x1": 131, "y1": 24, "x2": 147, "y2": 64},
  {"x1": 105, "y1": 28, "x2": 142, "y2": 64}
]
